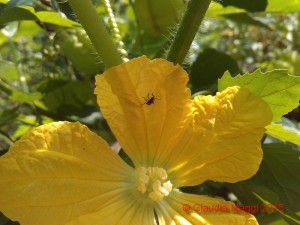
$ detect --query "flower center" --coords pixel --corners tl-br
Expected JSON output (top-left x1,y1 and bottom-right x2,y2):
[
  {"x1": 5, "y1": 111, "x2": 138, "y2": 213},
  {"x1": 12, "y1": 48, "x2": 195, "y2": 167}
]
[{"x1": 136, "y1": 167, "x2": 173, "y2": 201}]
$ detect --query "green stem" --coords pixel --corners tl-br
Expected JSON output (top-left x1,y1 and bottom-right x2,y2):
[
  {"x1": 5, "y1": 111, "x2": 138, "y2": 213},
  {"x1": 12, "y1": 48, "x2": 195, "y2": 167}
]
[
  {"x1": 0, "y1": 130, "x2": 14, "y2": 146},
  {"x1": 0, "y1": 78, "x2": 13, "y2": 95},
  {"x1": 8, "y1": 38, "x2": 28, "y2": 92},
  {"x1": 128, "y1": 0, "x2": 145, "y2": 53},
  {"x1": 166, "y1": 0, "x2": 211, "y2": 64},
  {"x1": 68, "y1": 0, "x2": 123, "y2": 68}
]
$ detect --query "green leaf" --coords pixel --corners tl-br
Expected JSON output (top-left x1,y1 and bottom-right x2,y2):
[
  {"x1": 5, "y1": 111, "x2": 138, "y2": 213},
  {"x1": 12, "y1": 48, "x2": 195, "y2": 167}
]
[
  {"x1": 131, "y1": 31, "x2": 168, "y2": 58},
  {"x1": 0, "y1": 108, "x2": 18, "y2": 126},
  {"x1": 0, "y1": 6, "x2": 38, "y2": 24},
  {"x1": 207, "y1": 0, "x2": 300, "y2": 17},
  {"x1": 15, "y1": 21, "x2": 43, "y2": 37},
  {"x1": 54, "y1": 0, "x2": 77, "y2": 21},
  {"x1": 0, "y1": 60, "x2": 18, "y2": 81},
  {"x1": 222, "y1": 13, "x2": 270, "y2": 29},
  {"x1": 0, "y1": 212, "x2": 9, "y2": 225},
  {"x1": 9, "y1": 91, "x2": 43, "y2": 103},
  {"x1": 36, "y1": 12, "x2": 80, "y2": 28},
  {"x1": 241, "y1": 184, "x2": 297, "y2": 224},
  {"x1": 13, "y1": 114, "x2": 37, "y2": 138},
  {"x1": 226, "y1": 182, "x2": 262, "y2": 206},
  {"x1": 206, "y1": 3, "x2": 245, "y2": 17},
  {"x1": 260, "y1": 143, "x2": 300, "y2": 211},
  {"x1": 266, "y1": 124, "x2": 300, "y2": 146},
  {"x1": 218, "y1": 70, "x2": 300, "y2": 122},
  {"x1": 219, "y1": 0, "x2": 267, "y2": 12},
  {"x1": 227, "y1": 181, "x2": 298, "y2": 224},
  {"x1": 241, "y1": 143, "x2": 300, "y2": 224},
  {"x1": 254, "y1": 192, "x2": 300, "y2": 225},
  {"x1": 3, "y1": 0, "x2": 35, "y2": 10},
  {"x1": 0, "y1": 5, "x2": 80, "y2": 28},
  {"x1": 266, "y1": 0, "x2": 300, "y2": 12},
  {"x1": 35, "y1": 80, "x2": 95, "y2": 117},
  {"x1": 268, "y1": 220, "x2": 289, "y2": 225},
  {"x1": 190, "y1": 48, "x2": 239, "y2": 92}
]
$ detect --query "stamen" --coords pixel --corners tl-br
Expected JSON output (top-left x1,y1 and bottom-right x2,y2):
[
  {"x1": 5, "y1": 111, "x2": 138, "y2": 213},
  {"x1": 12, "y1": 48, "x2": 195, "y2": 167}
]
[{"x1": 136, "y1": 167, "x2": 173, "y2": 201}]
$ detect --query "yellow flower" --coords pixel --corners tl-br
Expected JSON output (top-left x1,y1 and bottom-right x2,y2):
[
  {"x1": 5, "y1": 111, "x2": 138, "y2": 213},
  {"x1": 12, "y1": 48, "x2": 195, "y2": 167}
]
[{"x1": 0, "y1": 56, "x2": 272, "y2": 225}]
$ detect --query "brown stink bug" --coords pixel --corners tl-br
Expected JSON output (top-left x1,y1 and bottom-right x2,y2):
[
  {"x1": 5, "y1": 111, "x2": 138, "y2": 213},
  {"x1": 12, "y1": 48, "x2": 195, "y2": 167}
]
[{"x1": 141, "y1": 93, "x2": 160, "y2": 106}]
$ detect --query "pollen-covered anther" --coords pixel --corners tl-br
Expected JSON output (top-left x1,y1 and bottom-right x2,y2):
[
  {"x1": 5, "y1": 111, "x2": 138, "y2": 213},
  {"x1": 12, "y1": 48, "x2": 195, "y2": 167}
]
[{"x1": 136, "y1": 167, "x2": 173, "y2": 201}]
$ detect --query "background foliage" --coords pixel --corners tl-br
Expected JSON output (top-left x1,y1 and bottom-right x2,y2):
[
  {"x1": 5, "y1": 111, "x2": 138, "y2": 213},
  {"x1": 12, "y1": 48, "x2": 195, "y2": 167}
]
[{"x1": 0, "y1": 0, "x2": 300, "y2": 224}]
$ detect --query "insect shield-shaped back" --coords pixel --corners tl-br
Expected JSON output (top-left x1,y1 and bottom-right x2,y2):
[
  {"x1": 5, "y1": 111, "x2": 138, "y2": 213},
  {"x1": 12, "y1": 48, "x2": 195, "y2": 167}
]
[{"x1": 141, "y1": 93, "x2": 160, "y2": 106}]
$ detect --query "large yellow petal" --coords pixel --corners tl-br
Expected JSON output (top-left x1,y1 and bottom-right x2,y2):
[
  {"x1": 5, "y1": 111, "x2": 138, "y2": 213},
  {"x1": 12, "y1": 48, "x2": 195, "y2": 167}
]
[
  {"x1": 0, "y1": 122, "x2": 134, "y2": 225},
  {"x1": 166, "y1": 87, "x2": 272, "y2": 187},
  {"x1": 156, "y1": 190, "x2": 258, "y2": 225},
  {"x1": 95, "y1": 56, "x2": 192, "y2": 167},
  {"x1": 66, "y1": 192, "x2": 156, "y2": 225}
]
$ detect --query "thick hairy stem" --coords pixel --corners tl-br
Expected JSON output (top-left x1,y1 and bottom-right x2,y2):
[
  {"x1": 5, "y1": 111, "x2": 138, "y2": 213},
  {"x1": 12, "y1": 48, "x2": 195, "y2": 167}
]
[
  {"x1": 68, "y1": 0, "x2": 123, "y2": 68},
  {"x1": 166, "y1": 0, "x2": 211, "y2": 64}
]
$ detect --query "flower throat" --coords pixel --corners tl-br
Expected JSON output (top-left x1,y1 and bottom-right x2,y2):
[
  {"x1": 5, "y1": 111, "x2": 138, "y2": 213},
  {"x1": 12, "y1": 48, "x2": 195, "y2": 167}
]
[{"x1": 136, "y1": 167, "x2": 173, "y2": 201}]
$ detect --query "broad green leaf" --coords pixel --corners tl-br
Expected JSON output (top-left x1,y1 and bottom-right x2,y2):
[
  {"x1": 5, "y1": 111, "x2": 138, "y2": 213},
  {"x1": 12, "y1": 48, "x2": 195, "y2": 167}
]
[
  {"x1": 266, "y1": 0, "x2": 300, "y2": 12},
  {"x1": 0, "y1": 21, "x2": 18, "y2": 37},
  {"x1": 12, "y1": 114, "x2": 53, "y2": 138},
  {"x1": 35, "y1": 80, "x2": 95, "y2": 118},
  {"x1": 268, "y1": 220, "x2": 289, "y2": 225},
  {"x1": 15, "y1": 21, "x2": 43, "y2": 37},
  {"x1": 0, "y1": 212, "x2": 9, "y2": 225},
  {"x1": 219, "y1": 0, "x2": 267, "y2": 12},
  {"x1": 190, "y1": 48, "x2": 239, "y2": 92},
  {"x1": 42, "y1": 81, "x2": 93, "y2": 109},
  {"x1": 207, "y1": 0, "x2": 300, "y2": 17},
  {"x1": 260, "y1": 143, "x2": 300, "y2": 211},
  {"x1": 0, "y1": 78, "x2": 13, "y2": 95},
  {"x1": 9, "y1": 91, "x2": 43, "y2": 103},
  {"x1": 225, "y1": 182, "x2": 262, "y2": 207},
  {"x1": 242, "y1": 143, "x2": 300, "y2": 224},
  {"x1": 13, "y1": 115, "x2": 37, "y2": 138},
  {"x1": 36, "y1": 12, "x2": 80, "y2": 27},
  {"x1": 241, "y1": 181, "x2": 300, "y2": 225},
  {"x1": 131, "y1": 31, "x2": 167, "y2": 58},
  {"x1": 0, "y1": 60, "x2": 18, "y2": 81},
  {"x1": 4, "y1": 0, "x2": 35, "y2": 10},
  {"x1": 0, "y1": 5, "x2": 80, "y2": 28},
  {"x1": 54, "y1": 0, "x2": 77, "y2": 21},
  {"x1": 254, "y1": 193, "x2": 300, "y2": 225},
  {"x1": 247, "y1": 184, "x2": 281, "y2": 206},
  {"x1": 0, "y1": 33, "x2": 8, "y2": 45},
  {"x1": 223, "y1": 13, "x2": 270, "y2": 29},
  {"x1": 266, "y1": 124, "x2": 300, "y2": 146},
  {"x1": 206, "y1": 3, "x2": 245, "y2": 17},
  {"x1": 227, "y1": 181, "x2": 299, "y2": 225},
  {"x1": 0, "y1": 6, "x2": 37, "y2": 24},
  {"x1": 218, "y1": 70, "x2": 300, "y2": 122},
  {"x1": 0, "y1": 108, "x2": 18, "y2": 126}
]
